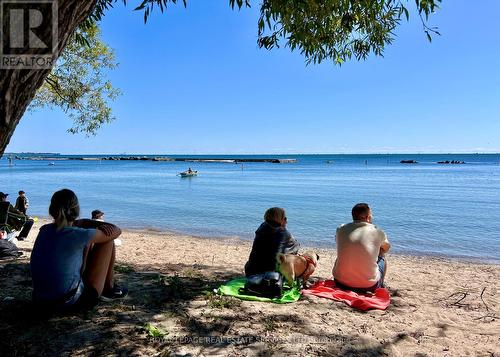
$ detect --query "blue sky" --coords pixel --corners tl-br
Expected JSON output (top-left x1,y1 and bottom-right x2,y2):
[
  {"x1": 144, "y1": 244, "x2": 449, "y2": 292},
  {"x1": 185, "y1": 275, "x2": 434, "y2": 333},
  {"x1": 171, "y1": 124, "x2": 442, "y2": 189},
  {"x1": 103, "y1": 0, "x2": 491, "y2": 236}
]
[{"x1": 6, "y1": 0, "x2": 500, "y2": 154}]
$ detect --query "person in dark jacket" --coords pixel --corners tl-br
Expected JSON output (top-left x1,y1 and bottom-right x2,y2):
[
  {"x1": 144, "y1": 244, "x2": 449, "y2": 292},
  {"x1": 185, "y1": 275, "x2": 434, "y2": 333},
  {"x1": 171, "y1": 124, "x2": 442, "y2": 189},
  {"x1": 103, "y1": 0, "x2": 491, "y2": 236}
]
[
  {"x1": 15, "y1": 190, "x2": 29, "y2": 215},
  {"x1": 0, "y1": 192, "x2": 34, "y2": 241},
  {"x1": 244, "y1": 207, "x2": 300, "y2": 277}
]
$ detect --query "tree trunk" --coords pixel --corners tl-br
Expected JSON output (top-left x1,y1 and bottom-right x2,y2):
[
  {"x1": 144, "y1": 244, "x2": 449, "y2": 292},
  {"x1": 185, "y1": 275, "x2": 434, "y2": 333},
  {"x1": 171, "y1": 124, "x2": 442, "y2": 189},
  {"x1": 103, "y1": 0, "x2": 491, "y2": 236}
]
[{"x1": 0, "y1": 0, "x2": 97, "y2": 156}]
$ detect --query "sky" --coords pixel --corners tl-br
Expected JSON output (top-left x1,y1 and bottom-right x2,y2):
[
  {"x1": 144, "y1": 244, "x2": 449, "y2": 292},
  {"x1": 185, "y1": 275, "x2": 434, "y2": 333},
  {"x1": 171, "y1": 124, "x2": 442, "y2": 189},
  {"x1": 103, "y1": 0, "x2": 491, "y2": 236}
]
[{"x1": 6, "y1": 0, "x2": 500, "y2": 154}]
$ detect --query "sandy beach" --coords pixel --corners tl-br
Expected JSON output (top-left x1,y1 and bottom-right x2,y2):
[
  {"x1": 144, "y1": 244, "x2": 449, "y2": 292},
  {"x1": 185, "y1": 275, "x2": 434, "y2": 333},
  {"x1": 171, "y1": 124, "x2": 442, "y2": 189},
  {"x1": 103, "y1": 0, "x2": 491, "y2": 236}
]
[{"x1": 1, "y1": 220, "x2": 499, "y2": 356}]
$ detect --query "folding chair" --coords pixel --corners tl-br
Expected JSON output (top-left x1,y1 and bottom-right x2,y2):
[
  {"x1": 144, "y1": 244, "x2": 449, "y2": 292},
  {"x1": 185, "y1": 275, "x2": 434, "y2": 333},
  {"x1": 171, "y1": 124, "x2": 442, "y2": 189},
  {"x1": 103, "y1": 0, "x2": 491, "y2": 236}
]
[{"x1": 0, "y1": 201, "x2": 17, "y2": 241}]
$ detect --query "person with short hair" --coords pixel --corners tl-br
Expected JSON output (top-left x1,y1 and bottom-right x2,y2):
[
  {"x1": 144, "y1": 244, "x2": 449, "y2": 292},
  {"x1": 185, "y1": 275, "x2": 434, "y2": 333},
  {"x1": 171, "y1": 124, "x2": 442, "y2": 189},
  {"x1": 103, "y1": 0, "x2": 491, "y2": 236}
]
[
  {"x1": 244, "y1": 207, "x2": 300, "y2": 276},
  {"x1": 15, "y1": 190, "x2": 29, "y2": 215},
  {"x1": 91, "y1": 209, "x2": 104, "y2": 221},
  {"x1": 31, "y1": 189, "x2": 127, "y2": 311},
  {"x1": 332, "y1": 203, "x2": 390, "y2": 291},
  {"x1": 91, "y1": 209, "x2": 123, "y2": 247},
  {"x1": 0, "y1": 192, "x2": 34, "y2": 241}
]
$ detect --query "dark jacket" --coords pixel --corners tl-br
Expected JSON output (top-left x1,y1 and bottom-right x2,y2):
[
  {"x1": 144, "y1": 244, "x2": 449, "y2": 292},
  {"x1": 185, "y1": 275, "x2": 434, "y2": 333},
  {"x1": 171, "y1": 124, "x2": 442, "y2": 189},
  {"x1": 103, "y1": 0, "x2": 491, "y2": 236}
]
[
  {"x1": 15, "y1": 196, "x2": 28, "y2": 214},
  {"x1": 244, "y1": 221, "x2": 300, "y2": 277},
  {"x1": 6, "y1": 203, "x2": 27, "y2": 231}
]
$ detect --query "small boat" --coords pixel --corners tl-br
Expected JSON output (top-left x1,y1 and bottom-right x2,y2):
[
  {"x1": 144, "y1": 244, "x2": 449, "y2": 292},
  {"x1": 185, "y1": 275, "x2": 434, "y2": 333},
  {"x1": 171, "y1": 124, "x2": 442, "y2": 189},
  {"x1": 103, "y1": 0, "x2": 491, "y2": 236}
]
[
  {"x1": 179, "y1": 170, "x2": 198, "y2": 177},
  {"x1": 48, "y1": 162, "x2": 55, "y2": 166}
]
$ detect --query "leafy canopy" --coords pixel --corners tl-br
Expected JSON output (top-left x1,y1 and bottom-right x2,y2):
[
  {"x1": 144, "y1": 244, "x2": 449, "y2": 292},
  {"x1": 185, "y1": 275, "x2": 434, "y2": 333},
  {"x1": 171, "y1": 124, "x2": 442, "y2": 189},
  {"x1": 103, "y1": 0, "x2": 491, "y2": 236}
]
[
  {"x1": 87, "y1": 0, "x2": 441, "y2": 65},
  {"x1": 29, "y1": 23, "x2": 120, "y2": 135}
]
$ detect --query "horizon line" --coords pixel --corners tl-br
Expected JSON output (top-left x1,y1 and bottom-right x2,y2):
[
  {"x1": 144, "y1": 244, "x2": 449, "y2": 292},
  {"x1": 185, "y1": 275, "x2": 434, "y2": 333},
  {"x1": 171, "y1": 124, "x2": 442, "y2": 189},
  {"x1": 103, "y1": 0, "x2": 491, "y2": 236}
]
[{"x1": 4, "y1": 152, "x2": 500, "y2": 156}]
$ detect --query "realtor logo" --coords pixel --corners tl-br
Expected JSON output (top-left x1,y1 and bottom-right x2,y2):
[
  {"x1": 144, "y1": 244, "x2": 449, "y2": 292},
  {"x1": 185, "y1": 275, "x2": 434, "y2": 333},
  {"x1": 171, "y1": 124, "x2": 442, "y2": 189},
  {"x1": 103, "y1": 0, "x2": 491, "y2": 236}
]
[{"x1": 1, "y1": 0, "x2": 58, "y2": 69}]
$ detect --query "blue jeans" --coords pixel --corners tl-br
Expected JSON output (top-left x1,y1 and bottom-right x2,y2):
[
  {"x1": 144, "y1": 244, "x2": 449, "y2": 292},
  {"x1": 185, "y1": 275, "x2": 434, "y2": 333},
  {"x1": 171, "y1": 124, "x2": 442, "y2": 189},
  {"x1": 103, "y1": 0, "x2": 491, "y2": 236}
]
[{"x1": 374, "y1": 256, "x2": 386, "y2": 288}]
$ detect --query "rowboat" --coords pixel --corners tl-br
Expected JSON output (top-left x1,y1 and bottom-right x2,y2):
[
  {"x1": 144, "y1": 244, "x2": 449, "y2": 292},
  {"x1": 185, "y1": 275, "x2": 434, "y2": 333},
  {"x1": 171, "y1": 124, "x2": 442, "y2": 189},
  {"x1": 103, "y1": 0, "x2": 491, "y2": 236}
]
[{"x1": 179, "y1": 170, "x2": 198, "y2": 177}]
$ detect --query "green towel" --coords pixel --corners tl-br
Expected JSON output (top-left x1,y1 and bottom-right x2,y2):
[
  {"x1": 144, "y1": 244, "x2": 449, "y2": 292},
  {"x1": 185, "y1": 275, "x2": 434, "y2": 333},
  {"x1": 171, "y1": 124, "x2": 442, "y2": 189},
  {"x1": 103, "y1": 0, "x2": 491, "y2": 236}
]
[{"x1": 217, "y1": 277, "x2": 301, "y2": 303}]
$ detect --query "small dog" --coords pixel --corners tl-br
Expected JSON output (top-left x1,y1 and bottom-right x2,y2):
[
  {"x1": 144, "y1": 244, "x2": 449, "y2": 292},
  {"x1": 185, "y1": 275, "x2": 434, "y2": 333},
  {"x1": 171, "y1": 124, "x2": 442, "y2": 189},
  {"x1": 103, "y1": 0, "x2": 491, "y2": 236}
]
[{"x1": 276, "y1": 251, "x2": 319, "y2": 286}]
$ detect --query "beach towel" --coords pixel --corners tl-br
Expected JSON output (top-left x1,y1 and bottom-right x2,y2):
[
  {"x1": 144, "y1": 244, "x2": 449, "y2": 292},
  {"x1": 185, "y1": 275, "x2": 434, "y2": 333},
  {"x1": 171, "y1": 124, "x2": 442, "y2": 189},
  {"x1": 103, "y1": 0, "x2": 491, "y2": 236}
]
[
  {"x1": 218, "y1": 277, "x2": 301, "y2": 303},
  {"x1": 301, "y1": 280, "x2": 390, "y2": 311}
]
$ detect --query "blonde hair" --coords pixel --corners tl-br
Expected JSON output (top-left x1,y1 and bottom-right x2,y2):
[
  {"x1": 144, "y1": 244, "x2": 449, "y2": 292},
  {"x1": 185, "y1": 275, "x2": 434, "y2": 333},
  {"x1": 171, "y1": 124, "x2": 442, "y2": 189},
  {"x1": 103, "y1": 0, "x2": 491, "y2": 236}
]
[
  {"x1": 49, "y1": 189, "x2": 80, "y2": 230},
  {"x1": 264, "y1": 207, "x2": 286, "y2": 225}
]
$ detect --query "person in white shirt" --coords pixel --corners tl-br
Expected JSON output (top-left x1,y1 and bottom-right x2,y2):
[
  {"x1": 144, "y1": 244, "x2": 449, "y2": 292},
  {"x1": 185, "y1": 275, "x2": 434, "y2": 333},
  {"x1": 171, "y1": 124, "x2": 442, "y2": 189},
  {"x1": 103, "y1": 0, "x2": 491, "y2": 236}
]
[
  {"x1": 333, "y1": 203, "x2": 390, "y2": 291},
  {"x1": 91, "y1": 210, "x2": 122, "y2": 247}
]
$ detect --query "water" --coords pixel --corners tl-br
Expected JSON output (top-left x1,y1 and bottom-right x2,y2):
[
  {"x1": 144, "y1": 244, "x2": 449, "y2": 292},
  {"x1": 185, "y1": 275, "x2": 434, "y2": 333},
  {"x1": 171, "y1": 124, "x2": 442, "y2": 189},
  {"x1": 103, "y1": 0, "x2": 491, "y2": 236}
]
[{"x1": 1, "y1": 154, "x2": 499, "y2": 263}]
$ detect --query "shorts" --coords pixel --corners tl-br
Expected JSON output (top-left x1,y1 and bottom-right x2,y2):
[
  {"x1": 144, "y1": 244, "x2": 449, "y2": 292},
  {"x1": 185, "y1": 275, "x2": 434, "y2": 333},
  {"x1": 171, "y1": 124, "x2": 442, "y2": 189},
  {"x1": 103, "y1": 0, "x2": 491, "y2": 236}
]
[
  {"x1": 376, "y1": 256, "x2": 386, "y2": 286},
  {"x1": 34, "y1": 280, "x2": 98, "y2": 313},
  {"x1": 64, "y1": 281, "x2": 99, "y2": 311},
  {"x1": 334, "y1": 256, "x2": 386, "y2": 292}
]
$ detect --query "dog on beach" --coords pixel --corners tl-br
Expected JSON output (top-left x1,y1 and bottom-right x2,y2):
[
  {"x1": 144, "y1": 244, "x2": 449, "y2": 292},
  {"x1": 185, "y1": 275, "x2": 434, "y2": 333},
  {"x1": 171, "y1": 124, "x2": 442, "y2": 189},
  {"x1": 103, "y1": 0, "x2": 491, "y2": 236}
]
[{"x1": 276, "y1": 251, "x2": 319, "y2": 286}]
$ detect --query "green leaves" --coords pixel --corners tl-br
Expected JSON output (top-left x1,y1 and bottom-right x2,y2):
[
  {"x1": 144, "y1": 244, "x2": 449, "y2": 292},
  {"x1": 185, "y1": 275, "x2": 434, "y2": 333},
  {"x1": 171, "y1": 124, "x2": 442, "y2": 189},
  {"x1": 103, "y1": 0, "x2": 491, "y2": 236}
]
[
  {"x1": 88, "y1": 0, "x2": 441, "y2": 66},
  {"x1": 254, "y1": 0, "x2": 442, "y2": 65},
  {"x1": 133, "y1": 0, "x2": 188, "y2": 23},
  {"x1": 29, "y1": 23, "x2": 121, "y2": 136},
  {"x1": 143, "y1": 322, "x2": 168, "y2": 338}
]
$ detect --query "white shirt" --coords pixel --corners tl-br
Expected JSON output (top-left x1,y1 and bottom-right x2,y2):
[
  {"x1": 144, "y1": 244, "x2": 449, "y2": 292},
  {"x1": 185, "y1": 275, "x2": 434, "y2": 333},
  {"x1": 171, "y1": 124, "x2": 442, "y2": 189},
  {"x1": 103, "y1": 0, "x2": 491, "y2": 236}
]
[{"x1": 333, "y1": 221, "x2": 390, "y2": 288}]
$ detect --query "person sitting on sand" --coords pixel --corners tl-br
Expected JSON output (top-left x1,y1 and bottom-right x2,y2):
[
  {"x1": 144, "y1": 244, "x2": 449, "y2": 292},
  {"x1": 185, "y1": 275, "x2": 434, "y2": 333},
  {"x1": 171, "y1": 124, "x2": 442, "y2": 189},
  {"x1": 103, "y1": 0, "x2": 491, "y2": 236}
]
[
  {"x1": 91, "y1": 209, "x2": 123, "y2": 247},
  {"x1": 91, "y1": 209, "x2": 104, "y2": 221},
  {"x1": 333, "y1": 203, "x2": 390, "y2": 291},
  {"x1": 0, "y1": 191, "x2": 34, "y2": 241},
  {"x1": 30, "y1": 189, "x2": 127, "y2": 311},
  {"x1": 244, "y1": 207, "x2": 300, "y2": 276},
  {"x1": 15, "y1": 190, "x2": 29, "y2": 215}
]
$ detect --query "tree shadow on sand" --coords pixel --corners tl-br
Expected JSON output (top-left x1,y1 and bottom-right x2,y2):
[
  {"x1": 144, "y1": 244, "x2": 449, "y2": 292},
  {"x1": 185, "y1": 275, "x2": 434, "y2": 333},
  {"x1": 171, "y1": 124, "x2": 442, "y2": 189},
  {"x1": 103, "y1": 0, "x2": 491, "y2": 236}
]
[
  {"x1": 0, "y1": 260, "x2": 418, "y2": 356},
  {"x1": 0, "y1": 260, "x2": 242, "y2": 356}
]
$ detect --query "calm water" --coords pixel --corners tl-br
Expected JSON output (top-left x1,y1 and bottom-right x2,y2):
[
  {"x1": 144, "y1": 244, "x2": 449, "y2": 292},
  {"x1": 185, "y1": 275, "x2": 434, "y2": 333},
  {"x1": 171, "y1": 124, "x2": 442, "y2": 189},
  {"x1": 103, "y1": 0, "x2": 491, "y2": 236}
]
[{"x1": 1, "y1": 154, "x2": 499, "y2": 263}]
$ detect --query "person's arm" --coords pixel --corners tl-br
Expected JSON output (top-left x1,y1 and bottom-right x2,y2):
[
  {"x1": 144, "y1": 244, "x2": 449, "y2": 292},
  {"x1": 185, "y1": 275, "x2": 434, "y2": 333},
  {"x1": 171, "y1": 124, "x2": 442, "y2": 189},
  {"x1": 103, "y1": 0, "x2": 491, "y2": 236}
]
[
  {"x1": 379, "y1": 231, "x2": 390, "y2": 254},
  {"x1": 15, "y1": 197, "x2": 21, "y2": 210},
  {"x1": 74, "y1": 219, "x2": 122, "y2": 244},
  {"x1": 281, "y1": 230, "x2": 300, "y2": 254}
]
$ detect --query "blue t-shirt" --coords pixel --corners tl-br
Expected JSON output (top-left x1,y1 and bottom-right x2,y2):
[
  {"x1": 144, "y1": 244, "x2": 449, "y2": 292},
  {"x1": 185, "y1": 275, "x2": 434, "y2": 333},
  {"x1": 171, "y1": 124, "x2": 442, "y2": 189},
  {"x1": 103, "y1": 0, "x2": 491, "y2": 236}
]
[{"x1": 31, "y1": 223, "x2": 96, "y2": 301}]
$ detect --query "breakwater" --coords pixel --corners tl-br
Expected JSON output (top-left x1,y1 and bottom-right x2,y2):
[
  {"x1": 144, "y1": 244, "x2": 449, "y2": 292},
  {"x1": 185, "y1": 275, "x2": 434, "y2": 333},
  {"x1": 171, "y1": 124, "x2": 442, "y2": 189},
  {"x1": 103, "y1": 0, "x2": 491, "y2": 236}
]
[{"x1": 11, "y1": 156, "x2": 297, "y2": 164}]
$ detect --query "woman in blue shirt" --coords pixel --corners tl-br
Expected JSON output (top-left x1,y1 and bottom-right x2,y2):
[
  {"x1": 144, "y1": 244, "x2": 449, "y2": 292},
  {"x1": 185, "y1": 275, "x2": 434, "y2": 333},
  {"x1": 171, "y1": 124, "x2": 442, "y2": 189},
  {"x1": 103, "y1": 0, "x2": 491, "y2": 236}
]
[{"x1": 31, "y1": 189, "x2": 127, "y2": 310}]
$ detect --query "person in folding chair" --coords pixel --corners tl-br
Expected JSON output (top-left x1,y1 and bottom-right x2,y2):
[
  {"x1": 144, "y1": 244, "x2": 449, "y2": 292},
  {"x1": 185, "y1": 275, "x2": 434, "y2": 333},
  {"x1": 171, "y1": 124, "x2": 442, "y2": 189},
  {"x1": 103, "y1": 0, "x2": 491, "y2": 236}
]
[
  {"x1": 0, "y1": 201, "x2": 14, "y2": 241},
  {"x1": 0, "y1": 192, "x2": 34, "y2": 241}
]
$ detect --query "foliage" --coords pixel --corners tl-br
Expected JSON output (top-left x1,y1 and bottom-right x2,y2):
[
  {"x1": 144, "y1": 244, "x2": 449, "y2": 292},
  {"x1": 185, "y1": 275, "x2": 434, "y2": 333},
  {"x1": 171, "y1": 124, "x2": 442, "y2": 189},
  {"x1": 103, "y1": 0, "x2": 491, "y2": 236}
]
[
  {"x1": 114, "y1": 263, "x2": 135, "y2": 273},
  {"x1": 29, "y1": 23, "x2": 121, "y2": 135},
  {"x1": 143, "y1": 322, "x2": 168, "y2": 338},
  {"x1": 91, "y1": 0, "x2": 441, "y2": 65},
  {"x1": 207, "y1": 294, "x2": 240, "y2": 309},
  {"x1": 252, "y1": 0, "x2": 442, "y2": 64}
]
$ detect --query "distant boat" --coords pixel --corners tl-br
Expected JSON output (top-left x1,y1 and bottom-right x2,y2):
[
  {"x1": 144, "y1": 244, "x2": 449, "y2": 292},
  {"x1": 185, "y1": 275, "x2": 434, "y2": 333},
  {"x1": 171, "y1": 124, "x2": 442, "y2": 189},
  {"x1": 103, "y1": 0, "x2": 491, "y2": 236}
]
[
  {"x1": 400, "y1": 160, "x2": 418, "y2": 164},
  {"x1": 437, "y1": 160, "x2": 465, "y2": 164},
  {"x1": 179, "y1": 170, "x2": 198, "y2": 177},
  {"x1": 48, "y1": 162, "x2": 55, "y2": 166}
]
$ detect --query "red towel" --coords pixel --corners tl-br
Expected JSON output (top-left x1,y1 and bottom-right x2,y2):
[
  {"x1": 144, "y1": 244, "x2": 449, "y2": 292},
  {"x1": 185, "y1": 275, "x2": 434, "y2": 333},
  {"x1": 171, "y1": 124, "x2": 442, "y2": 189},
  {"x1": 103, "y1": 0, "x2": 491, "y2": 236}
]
[{"x1": 301, "y1": 280, "x2": 390, "y2": 311}]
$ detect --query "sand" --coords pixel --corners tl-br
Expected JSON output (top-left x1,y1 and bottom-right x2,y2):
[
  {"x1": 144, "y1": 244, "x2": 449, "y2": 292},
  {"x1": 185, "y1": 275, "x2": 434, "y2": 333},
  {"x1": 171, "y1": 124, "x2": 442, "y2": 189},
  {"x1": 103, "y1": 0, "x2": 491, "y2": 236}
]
[{"x1": 1, "y1": 220, "x2": 499, "y2": 356}]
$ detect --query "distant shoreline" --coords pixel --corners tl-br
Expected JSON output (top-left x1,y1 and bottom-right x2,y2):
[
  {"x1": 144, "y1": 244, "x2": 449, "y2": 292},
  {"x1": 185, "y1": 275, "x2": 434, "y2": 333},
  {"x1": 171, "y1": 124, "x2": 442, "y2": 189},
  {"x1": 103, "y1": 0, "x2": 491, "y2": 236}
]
[{"x1": 3, "y1": 152, "x2": 500, "y2": 157}]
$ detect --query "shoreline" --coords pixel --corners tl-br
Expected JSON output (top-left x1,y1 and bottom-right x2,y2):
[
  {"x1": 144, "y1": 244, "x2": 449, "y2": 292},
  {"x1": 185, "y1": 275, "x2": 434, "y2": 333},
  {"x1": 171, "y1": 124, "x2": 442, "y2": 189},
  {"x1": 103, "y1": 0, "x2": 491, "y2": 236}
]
[
  {"x1": 29, "y1": 216, "x2": 500, "y2": 266},
  {"x1": 2, "y1": 219, "x2": 499, "y2": 355}
]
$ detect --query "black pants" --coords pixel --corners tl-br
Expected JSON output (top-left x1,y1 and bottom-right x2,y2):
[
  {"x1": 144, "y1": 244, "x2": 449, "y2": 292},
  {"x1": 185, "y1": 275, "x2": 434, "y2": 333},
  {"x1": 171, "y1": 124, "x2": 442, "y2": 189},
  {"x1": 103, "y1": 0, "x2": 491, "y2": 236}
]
[{"x1": 18, "y1": 218, "x2": 34, "y2": 238}]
